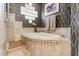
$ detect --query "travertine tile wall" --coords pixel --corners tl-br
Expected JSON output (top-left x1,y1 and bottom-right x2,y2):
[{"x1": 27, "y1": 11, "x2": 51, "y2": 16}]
[
  {"x1": 6, "y1": 13, "x2": 22, "y2": 41},
  {"x1": 55, "y1": 28, "x2": 71, "y2": 40},
  {"x1": 0, "y1": 3, "x2": 6, "y2": 55}
]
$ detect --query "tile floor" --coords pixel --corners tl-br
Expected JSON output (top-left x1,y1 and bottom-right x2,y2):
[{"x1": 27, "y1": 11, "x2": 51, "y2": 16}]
[
  {"x1": 9, "y1": 40, "x2": 25, "y2": 49},
  {"x1": 7, "y1": 41, "x2": 31, "y2": 56},
  {"x1": 7, "y1": 46, "x2": 31, "y2": 56}
]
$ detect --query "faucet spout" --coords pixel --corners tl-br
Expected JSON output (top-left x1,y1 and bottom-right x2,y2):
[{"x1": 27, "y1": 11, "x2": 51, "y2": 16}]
[
  {"x1": 34, "y1": 26, "x2": 37, "y2": 32},
  {"x1": 32, "y1": 23, "x2": 37, "y2": 32}
]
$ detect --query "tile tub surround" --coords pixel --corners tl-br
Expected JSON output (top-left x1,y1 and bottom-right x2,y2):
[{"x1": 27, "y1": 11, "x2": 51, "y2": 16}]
[{"x1": 22, "y1": 35, "x2": 71, "y2": 56}]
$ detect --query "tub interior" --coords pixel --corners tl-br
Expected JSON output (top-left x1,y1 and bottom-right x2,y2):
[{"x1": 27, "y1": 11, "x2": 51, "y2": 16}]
[{"x1": 22, "y1": 32, "x2": 62, "y2": 40}]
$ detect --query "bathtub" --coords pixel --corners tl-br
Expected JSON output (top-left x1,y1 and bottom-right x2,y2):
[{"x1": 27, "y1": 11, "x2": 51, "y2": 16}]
[{"x1": 22, "y1": 32, "x2": 71, "y2": 56}]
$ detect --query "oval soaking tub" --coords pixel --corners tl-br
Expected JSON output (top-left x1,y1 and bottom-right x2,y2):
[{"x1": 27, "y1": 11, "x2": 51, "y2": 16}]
[{"x1": 22, "y1": 32, "x2": 71, "y2": 56}]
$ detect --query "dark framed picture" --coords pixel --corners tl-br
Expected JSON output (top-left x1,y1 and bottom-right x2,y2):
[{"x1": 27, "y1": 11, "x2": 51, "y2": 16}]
[{"x1": 45, "y1": 3, "x2": 59, "y2": 16}]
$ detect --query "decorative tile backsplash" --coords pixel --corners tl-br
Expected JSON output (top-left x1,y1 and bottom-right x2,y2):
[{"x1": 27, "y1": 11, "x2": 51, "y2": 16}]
[{"x1": 9, "y1": 3, "x2": 43, "y2": 27}]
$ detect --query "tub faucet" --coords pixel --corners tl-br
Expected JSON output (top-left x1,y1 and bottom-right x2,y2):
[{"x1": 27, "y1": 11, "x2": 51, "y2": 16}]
[{"x1": 32, "y1": 23, "x2": 37, "y2": 32}]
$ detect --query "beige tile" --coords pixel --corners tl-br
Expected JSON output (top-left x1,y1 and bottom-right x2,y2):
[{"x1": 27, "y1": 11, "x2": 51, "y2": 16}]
[
  {"x1": 7, "y1": 47, "x2": 31, "y2": 56},
  {"x1": 9, "y1": 40, "x2": 25, "y2": 49}
]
